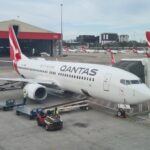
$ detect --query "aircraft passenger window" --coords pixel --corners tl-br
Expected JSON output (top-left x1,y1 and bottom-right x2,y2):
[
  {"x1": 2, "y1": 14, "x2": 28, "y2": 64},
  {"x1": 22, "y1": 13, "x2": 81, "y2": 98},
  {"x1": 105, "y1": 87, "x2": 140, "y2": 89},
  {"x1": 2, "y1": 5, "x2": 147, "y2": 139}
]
[
  {"x1": 92, "y1": 78, "x2": 94, "y2": 81},
  {"x1": 84, "y1": 77, "x2": 86, "y2": 80}
]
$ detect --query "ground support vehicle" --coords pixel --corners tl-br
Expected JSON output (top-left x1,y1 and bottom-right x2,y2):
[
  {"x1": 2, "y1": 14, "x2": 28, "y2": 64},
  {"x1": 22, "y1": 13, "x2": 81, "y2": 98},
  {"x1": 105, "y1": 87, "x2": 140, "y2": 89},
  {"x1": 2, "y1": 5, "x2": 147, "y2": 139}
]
[
  {"x1": 0, "y1": 98, "x2": 27, "y2": 111},
  {"x1": 0, "y1": 99, "x2": 16, "y2": 111},
  {"x1": 44, "y1": 115, "x2": 63, "y2": 131},
  {"x1": 36, "y1": 111, "x2": 63, "y2": 131},
  {"x1": 43, "y1": 99, "x2": 89, "y2": 114},
  {"x1": 16, "y1": 106, "x2": 42, "y2": 120}
]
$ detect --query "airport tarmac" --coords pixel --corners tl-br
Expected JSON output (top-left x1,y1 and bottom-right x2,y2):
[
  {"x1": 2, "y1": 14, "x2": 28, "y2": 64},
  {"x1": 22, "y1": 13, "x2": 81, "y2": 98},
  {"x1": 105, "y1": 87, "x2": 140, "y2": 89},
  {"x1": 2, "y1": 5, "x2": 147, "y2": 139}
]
[{"x1": 0, "y1": 52, "x2": 150, "y2": 150}]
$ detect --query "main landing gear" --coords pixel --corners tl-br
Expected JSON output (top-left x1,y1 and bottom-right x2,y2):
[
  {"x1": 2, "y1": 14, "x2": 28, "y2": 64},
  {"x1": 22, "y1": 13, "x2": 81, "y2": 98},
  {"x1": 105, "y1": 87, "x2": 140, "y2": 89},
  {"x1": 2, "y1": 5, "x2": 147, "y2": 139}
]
[{"x1": 116, "y1": 104, "x2": 131, "y2": 118}]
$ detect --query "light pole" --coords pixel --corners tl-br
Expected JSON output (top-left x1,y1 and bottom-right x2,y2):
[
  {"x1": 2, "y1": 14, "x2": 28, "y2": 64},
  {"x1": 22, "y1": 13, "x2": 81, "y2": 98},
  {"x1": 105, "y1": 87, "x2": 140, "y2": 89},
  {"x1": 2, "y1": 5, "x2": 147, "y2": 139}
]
[{"x1": 59, "y1": 3, "x2": 63, "y2": 56}]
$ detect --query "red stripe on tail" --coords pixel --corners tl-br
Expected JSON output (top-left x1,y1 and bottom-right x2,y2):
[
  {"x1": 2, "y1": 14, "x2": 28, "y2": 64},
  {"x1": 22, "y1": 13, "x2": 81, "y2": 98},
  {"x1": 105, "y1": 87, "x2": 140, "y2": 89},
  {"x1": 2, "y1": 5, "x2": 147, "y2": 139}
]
[{"x1": 9, "y1": 26, "x2": 21, "y2": 61}]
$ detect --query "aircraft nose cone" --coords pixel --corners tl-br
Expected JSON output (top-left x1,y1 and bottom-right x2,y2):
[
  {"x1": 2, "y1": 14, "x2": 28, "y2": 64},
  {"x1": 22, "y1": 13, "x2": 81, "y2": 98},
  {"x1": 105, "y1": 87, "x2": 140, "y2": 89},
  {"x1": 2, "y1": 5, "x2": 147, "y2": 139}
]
[
  {"x1": 142, "y1": 88, "x2": 150, "y2": 100},
  {"x1": 136, "y1": 85, "x2": 150, "y2": 103}
]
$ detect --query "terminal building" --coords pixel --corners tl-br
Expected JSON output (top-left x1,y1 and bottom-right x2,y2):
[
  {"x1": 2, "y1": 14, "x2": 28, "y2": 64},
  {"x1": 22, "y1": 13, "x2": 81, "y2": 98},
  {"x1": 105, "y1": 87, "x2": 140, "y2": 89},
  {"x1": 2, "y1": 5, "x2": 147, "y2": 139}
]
[
  {"x1": 100, "y1": 33, "x2": 119, "y2": 45},
  {"x1": 0, "y1": 19, "x2": 62, "y2": 57},
  {"x1": 119, "y1": 34, "x2": 129, "y2": 42},
  {"x1": 76, "y1": 35, "x2": 99, "y2": 44}
]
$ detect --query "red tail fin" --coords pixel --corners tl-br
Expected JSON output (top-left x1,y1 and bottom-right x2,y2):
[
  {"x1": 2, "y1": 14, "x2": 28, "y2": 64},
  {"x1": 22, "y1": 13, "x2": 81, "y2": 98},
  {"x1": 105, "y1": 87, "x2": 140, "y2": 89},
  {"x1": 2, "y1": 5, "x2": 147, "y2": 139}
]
[
  {"x1": 146, "y1": 32, "x2": 150, "y2": 47},
  {"x1": 9, "y1": 25, "x2": 22, "y2": 61},
  {"x1": 107, "y1": 48, "x2": 116, "y2": 64},
  {"x1": 146, "y1": 52, "x2": 150, "y2": 58},
  {"x1": 132, "y1": 48, "x2": 137, "y2": 53},
  {"x1": 107, "y1": 48, "x2": 111, "y2": 53},
  {"x1": 81, "y1": 46, "x2": 86, "y2": 53}
]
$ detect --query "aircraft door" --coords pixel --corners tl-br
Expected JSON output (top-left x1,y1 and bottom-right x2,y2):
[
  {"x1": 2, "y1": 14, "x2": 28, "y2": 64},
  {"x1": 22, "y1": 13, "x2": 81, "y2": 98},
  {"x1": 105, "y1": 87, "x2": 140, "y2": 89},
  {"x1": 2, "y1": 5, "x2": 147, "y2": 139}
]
[{"x1": 103, "y1": 73, "x2": 112, "y2": 91}]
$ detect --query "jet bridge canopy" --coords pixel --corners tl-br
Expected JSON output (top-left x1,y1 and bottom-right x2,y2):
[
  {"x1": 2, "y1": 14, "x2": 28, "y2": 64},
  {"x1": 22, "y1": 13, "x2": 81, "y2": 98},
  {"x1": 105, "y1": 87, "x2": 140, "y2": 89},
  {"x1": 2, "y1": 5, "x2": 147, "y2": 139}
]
[{"x1": 113, "y1": 60, "x2": 145, "y2": 83}]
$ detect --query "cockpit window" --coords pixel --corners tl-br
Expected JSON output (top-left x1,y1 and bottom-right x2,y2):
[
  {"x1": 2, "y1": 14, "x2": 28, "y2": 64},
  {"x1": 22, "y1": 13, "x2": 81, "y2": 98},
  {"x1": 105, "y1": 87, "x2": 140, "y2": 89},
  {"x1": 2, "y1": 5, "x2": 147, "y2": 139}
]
[
  {"x1": 131, "y1": 80, "x2": 142, "y2": 84},
  {"x1": 120, "y1": 79, "x2": 125, "y2": 84},
  {"x1": 126, "y1": 80, "x2": 130, "y2": 85},
  {"x1": 120, "y1": 79, "x2": 142, "y2": 85}
]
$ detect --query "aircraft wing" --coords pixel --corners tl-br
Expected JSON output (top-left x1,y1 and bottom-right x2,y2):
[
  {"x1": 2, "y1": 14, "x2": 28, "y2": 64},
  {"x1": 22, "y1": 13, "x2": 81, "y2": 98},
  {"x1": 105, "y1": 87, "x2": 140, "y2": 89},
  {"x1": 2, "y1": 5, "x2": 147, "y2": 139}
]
[{"x1": 0, "y1": 77, "x2": 58, "y2": 86}]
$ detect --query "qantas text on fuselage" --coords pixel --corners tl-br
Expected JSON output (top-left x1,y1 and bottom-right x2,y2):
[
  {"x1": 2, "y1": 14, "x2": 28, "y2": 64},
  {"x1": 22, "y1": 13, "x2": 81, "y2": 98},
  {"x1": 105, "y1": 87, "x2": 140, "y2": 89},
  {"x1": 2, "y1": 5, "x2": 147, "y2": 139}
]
[{"x1": 60, "y1": 65, "x2": 98, "y2": 76}]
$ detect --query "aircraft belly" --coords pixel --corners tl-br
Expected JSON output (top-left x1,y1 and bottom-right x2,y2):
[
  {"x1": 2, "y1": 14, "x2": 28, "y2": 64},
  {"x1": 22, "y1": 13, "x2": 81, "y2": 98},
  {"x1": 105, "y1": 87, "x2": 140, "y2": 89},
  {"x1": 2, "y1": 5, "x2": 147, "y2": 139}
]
[
  {"x1": 93, "y1": 84, "x2": 125, "y2": 104},
  {"x1": 59, "y1": 78, "x2": 90, "y2": 94}
]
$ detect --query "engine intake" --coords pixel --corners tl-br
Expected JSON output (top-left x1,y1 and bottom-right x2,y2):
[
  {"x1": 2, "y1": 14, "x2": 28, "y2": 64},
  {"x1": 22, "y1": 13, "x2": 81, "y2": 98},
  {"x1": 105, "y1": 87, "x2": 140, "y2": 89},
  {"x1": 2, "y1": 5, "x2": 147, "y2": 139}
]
[{"x1": 23, "y1": 83, "x2": 47, "y2": 101}]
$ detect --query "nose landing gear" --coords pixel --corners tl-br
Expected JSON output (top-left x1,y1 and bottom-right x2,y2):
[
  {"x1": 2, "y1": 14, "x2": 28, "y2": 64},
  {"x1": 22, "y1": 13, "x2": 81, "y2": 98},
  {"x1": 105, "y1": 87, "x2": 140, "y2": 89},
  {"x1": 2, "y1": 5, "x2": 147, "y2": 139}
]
[
  {"x1": 116, "y1": 104, "x2": 131, "y2": 118},
  {"x1": 117, "y1": 108, "x2": 126, "y2": 118}
]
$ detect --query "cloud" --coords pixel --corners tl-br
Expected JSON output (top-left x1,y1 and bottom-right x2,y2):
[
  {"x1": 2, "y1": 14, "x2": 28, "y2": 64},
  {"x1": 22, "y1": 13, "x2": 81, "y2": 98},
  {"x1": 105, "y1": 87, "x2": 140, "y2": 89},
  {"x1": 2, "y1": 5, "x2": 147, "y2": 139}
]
[{"x1": 0, "y1": 0, "x2": 150, "y2": 40}]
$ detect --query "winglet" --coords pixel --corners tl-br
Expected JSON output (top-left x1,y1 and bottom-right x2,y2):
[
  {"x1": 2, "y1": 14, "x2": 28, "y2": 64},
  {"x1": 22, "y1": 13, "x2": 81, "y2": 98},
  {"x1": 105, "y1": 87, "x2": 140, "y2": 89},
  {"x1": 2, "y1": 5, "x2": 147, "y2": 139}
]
[
  {"x1": 110, "y1": 51, "x2": 116, "y2": 65},
  {"x1": 107, "y1": 48, "x2": 116, "y2": 64}
]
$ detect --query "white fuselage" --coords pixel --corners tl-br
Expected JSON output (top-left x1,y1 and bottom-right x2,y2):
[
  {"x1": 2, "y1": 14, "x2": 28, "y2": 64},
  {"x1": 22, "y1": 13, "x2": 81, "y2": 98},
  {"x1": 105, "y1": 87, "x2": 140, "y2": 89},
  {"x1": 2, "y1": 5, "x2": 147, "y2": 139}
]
[{"x1": 16, "y1": 59, "x2": 150, "y2": 105}]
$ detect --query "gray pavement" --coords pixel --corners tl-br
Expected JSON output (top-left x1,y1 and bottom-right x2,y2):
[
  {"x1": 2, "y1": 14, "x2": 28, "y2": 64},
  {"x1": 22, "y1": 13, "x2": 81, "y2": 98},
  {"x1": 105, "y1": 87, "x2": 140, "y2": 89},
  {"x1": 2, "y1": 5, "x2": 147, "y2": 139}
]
[
  {"x1": 0, "y1": 105, "x2": 150, "y2": 150},
  {"x1": 0, "y1": 53, "x2": 150, "y2": 150}
]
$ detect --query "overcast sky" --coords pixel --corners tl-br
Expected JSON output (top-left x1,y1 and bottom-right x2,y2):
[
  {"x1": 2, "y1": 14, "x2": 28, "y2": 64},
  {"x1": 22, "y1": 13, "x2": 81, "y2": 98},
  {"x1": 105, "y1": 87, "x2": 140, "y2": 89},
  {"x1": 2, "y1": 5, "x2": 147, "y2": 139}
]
[{"x1": 0, "y1": 0, "x2": 150, "y2": 41}]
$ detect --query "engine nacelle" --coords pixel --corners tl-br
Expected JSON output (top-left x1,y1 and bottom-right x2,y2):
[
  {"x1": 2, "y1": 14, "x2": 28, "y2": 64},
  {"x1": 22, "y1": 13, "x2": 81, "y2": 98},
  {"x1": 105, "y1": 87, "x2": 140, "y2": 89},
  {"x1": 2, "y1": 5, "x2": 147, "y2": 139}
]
[{"x1": 23, "y1": 83, "x2": 47, "y2": 101}]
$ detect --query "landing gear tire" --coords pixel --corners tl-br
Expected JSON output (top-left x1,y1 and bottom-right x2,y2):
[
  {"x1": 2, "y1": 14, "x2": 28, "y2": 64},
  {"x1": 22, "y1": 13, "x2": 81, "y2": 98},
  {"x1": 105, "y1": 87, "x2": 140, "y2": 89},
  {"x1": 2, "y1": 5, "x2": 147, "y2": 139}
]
[
  {"x1": 117, "y1": 110, "x2": 122, "y2": 117},
  {"x1": 117, "y1": 109, "x2": 126, "y2": 118},
  {"x1": 45, "y1": 125, "x2": 49, "y2": 131}
]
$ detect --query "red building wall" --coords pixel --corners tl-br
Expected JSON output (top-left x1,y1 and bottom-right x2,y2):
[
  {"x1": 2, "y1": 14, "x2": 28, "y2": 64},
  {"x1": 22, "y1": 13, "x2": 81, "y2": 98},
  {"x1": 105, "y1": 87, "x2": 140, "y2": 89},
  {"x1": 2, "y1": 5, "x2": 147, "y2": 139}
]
[{"x1": 0, "y1": 31, "x2": 62, "y2": 40}]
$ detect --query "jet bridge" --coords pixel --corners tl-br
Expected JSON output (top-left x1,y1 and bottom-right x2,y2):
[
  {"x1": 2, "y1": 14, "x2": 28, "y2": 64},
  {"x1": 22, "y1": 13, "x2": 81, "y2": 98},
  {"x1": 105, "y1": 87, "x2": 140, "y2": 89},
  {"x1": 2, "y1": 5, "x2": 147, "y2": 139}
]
[
  {"x1": 113, "y1": 58, "x2": 150, "y2": 88},
  {"x1": 88, "y1": 58, "x2": 150, "y2": 117},
  {"x1": 112, "y1": 58, "x2": 150, "y2": 115}
]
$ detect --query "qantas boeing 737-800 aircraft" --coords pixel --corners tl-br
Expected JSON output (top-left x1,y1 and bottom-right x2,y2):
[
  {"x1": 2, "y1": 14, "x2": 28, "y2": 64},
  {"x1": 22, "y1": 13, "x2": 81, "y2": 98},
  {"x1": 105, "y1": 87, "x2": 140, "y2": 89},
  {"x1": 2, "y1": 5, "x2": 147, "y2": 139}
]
[{"x1": 1, "y1": 26, "x2": 150, "y2": 116}]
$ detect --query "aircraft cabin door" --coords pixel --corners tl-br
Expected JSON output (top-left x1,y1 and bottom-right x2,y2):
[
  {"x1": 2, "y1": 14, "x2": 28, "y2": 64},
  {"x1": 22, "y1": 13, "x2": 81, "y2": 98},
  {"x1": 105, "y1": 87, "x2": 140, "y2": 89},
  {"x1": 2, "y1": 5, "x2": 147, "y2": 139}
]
[{"x1": 103, "y1": 73, "x2": 112, "y2": 91}]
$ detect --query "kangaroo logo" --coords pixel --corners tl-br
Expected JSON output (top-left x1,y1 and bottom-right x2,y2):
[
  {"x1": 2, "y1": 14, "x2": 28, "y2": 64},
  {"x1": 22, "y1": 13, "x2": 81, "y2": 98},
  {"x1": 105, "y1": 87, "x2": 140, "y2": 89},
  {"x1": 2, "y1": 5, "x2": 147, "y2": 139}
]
[{"x1": 9, "y1": 26, "x2": 21, "y2": 61}]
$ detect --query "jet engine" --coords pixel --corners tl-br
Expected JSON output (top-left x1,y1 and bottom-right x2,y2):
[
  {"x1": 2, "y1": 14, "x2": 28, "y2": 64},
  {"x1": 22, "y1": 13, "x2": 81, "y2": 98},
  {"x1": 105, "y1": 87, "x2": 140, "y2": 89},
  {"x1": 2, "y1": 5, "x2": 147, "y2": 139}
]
[{"x1": 23, "y1": 83, "x2": 47, "y2": 101}]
